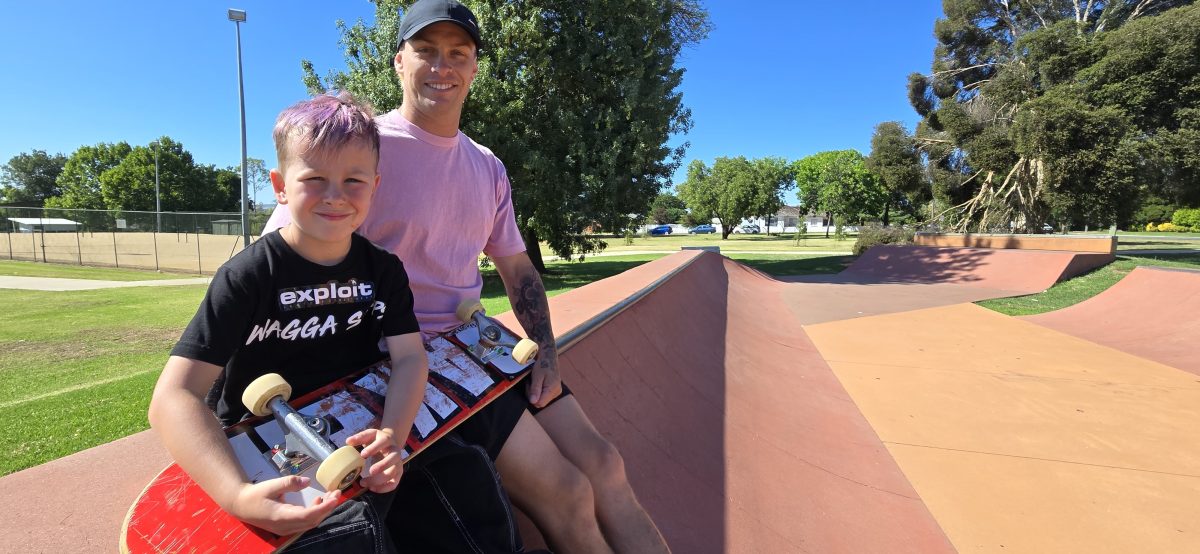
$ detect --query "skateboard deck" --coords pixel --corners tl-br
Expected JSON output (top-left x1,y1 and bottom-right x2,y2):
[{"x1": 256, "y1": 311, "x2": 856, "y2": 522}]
[{"x1": 120, "y1": 308, "x2": 535, "y2": 553}]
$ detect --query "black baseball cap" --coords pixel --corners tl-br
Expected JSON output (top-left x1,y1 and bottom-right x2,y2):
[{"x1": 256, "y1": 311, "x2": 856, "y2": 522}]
[{"x1": 397, "y1": 0, "x2": 483, "y2": 52}]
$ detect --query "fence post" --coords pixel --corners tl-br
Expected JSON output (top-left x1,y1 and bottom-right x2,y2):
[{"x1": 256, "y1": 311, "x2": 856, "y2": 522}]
[
  {"x1": 196, "y1": 230, "x2": 202, "y2": 275},
  {"x1": 31, "y1": 229, "x2": 37, "y2": 262},
  {"x1": 113, "y1": 230, "x2": 119, "y2": 268},
  {"x1": 153, "y1": 231, "x2": 160, "y2": 272},
  {"x1": 76, "y1": 232, "x2": 82, "y2": 265}
]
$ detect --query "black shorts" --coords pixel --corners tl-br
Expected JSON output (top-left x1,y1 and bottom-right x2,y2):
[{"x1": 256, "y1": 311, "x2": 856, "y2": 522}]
[{"x1": 453, "y1": 381, "x2": 573, "y2": 460}]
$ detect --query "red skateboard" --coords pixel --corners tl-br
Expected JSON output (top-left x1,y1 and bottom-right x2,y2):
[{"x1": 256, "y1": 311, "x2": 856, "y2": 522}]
[{"x1": 120, "y1": 300, "x2": 537, "y2": 553}]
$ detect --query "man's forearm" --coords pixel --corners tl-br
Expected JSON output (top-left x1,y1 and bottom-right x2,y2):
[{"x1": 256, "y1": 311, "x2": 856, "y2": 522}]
[{"x1": 505, "y1": 263, "x2": 556, "y2": 358}]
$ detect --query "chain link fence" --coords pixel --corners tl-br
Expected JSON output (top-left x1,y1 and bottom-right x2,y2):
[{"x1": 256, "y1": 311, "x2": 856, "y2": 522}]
[{"x1": 1, "y1": 207, "x2": 273, "y2": 275}]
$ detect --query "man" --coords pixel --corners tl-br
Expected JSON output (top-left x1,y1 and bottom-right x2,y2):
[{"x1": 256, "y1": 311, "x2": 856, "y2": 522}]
[{"x1": 267, "y1": 1, "x2": 669, "y2": 552}]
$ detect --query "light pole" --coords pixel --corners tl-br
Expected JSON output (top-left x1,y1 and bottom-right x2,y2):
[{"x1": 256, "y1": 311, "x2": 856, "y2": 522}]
[
  {"x1": 228, "y1": 8, "x2": 250, "y2": 248},
  {"x1": 153, "y1": 139, "x2": 161, "y2": 232}
]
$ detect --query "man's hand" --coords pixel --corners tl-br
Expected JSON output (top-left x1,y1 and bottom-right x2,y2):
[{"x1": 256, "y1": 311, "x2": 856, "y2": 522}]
[
  {"x1": 347, "y1": 428, "x2": 404, "y2": 493},
  {"x1": 527, "y1": 349, "x2": 563, "y2": 408},
  {"x1": 228, "y1": 476, "x2": 341, "y2": 536}
]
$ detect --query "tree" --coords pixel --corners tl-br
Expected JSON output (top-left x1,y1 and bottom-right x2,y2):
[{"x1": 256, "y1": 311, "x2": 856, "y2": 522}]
[
  {"x1": 648, "y1": 192, "x2": 687, "y2": 224},
  {"x1": 245, "y1": 158, "x2": 272, "y2": 209},
  {"x1": 677, "y1": 156, "x2": 789, "y2": 239},
  {"x1": 865, "y1": 122, "x2": 923, "y2": 226},
  {"x1": 1, "y1": 150, "x2": 67, "y2": 206},
  {"x1": 908, "y1": 0, "x2": 1196, "y2": 232},
  {"x1": 303, "y1": 0, "x2": 712, "y2": 269},
  {"x1": 46, "y1": 142, "x2": 132, "y2": 210},
  {"x1": 45, "y1": 138, "x2": 240, "y2": 215},
  {"x1": 746, "y1": 157, "x2": 795, "y2": 235},
  {"x1": 794, "y1": 150, "x2": 885, "y2": 237}
]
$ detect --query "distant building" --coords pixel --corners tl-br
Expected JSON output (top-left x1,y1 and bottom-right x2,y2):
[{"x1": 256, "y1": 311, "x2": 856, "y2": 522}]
[{"x1": 7, "y1": 217, "x2": 81, "y2": 233}]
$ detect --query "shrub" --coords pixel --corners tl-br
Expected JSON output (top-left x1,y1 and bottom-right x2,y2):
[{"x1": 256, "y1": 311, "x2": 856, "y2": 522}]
[
  {"x1": 853, "y1": 224, "x2": 915, "y2": 256},
  {"x1": 1172, "y1": 208, "x2": 1200, "y2": 232},
  {"x1": 1157, "y1": 222, "x2": 1180, "y2": 232},
  {"x1": 793, "y1": 225, "x2": 808, "y2": 247},
  {"x1": 1146, "y1": 222, "x2": 1158, "y2": 231},
  {"x1": 623, "y1": 228, "x2": 635, "y2": 246}
]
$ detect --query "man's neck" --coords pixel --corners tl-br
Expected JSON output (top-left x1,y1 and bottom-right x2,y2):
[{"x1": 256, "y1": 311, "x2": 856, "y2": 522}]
[{"x1": 400, "y1": 104, "x2": 461, "y2": 138}]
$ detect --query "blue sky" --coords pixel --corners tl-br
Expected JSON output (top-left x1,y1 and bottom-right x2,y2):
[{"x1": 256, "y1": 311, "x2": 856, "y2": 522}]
[{"x1": 0, "y1": 1, "x2": 944, "y2": 205}]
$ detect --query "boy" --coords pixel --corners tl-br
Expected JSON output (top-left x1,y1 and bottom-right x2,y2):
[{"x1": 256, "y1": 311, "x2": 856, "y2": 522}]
[{"x1": 148, "y1": 93, "x2": 426, "y2": 553}]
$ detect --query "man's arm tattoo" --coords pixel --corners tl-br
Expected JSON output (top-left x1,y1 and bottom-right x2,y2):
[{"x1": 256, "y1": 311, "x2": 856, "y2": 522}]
[{"x1": 511, "y1": 273, "x2": 554, "y2": 351}]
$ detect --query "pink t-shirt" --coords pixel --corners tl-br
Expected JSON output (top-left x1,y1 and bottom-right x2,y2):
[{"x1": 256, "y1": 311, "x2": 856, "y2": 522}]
[{"x1": 263, "y1": 111, "x2": 526, "y2": 335}]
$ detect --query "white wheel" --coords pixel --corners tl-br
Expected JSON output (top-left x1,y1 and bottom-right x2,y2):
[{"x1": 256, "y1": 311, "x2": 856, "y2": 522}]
[
  {"x1": 456, "y1": 299, "x2": 485, "y2": 323},
  {"x1": 242, "y1": 373, "x2": 291, "y2": 417},
  {"x1": 511, "y1": 339, "x2": 538, "y2": 365},
  {"x1": 315, "y1": 445, "x2": 364, "y2": 492}
]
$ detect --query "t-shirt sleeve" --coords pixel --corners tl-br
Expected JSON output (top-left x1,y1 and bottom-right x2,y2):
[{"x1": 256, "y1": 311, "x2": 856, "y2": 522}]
[
  {"x1": 483, "y1": 160, "x2": 527, "y2": 258},
  {"x1": 170, "y1": 265, "x2": 255, "y2": 367},
  {"x1": 261, "y1": 204, "x2": 292, "y2": 237},
  {"x1": 380, "y1": 256, "x2": 421, "y2": 338}
]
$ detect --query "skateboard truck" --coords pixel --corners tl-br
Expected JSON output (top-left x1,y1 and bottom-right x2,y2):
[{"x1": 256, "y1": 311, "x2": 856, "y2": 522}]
[
  {"x1": 242, "y1": 374, "x2": 364, "y2": 492},
  {"x1": 455, "y1": 299, "x2": 539, "y2": 365}
]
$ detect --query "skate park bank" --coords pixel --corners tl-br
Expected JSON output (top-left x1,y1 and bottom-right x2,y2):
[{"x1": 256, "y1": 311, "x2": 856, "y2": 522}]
[{"x1": 2, "y1": 235, "x2": 1198, "y2": 552}]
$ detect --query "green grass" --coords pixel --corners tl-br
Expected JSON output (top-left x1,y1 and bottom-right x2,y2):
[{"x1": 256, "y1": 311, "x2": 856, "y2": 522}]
[
  {"x1": 0, "y1": 285, "x2": 207, "y2": 475},
  {"x1": 0, "y1": 259, "x2": 190, "y2": 280},
  {"x1": 978, "y1": 254, "x2": 1200, "y2": 316}
]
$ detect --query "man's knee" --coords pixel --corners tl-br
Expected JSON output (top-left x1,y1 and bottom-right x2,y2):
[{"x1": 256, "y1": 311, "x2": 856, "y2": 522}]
[{"x1": 578, "y1": 436, "x2": 628, "y2": 491}]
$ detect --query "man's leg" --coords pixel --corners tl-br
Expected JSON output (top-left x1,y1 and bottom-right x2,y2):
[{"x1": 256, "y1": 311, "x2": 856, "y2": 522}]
[
  {"x1": 534, "y1": 397, "x2": 669, "y2": 554},
  {"x1": 495, "y1": 411, "x2": 613, "y2": 554}
]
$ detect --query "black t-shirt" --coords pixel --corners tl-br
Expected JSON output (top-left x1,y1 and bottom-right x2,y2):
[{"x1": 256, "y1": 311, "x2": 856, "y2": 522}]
[{"x1": 172, "y1": 231, "x2": 420, "y2": 425}]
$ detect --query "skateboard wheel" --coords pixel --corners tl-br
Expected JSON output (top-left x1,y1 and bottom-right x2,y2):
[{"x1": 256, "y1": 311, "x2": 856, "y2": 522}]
[
  {"x1": 315, "y1": 445, "x2": 364, "y2": 492},
  {"x1": 455, "y1": 299, "x2": 485, "y2": 323},
  {"x1": 511, "y1": 339, "x2": 538, "y2": 365},
  {"x1": 242, "y1": 373, "x2": 292, "y2": 417}
]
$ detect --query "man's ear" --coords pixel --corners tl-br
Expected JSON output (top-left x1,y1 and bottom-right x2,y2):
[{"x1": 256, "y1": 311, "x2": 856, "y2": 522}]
[
  {"x1": 270, "y1": 169, "x2": 287, "y2": 205},
  {"x1": 393, "y1": 49, "x2": 404, "y2": 74}
]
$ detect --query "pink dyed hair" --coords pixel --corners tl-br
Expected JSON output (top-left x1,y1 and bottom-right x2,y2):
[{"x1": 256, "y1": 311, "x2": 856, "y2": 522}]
[{"x1": 272, "y1": 92, "x2": 379, "y2": 169}]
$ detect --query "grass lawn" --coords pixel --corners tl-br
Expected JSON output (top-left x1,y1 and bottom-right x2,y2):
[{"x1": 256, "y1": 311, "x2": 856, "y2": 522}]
[
  {"x1": 978, "y1": 254, "x2": 1200, "y2": 316},
  {"x1": 1, "y1": 253, "x2": 848, "y2": 476},
  {"x1": 0, "y1": 259, "x2": 192, "y2": 280}
]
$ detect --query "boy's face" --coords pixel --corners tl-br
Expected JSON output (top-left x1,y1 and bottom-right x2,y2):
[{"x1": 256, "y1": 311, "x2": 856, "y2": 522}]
[
  {"x1": 271, "y1": 138, "x2": 380, "y2": 261},
  {"x1": 394, "y1": 22, "x2": 479, "y2": 124}
]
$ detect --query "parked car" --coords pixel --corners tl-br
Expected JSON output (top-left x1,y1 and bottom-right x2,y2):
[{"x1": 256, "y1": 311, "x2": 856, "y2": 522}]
[
  {"x1": 648, "y1": 224, "x2": 672, "y2": 236},
  {"x1": 737, "y1": 224, "x2": 760, "y2": 234},
  {"x1": 689, "y1": 224, "x2": 715, "y2": 234}
]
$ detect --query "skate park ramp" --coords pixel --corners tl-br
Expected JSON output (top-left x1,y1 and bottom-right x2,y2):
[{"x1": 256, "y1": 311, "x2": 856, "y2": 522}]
[
  {"x1": 500, "y1": 250, "x2": 954, "y2": 552},
  {"x1": 781, "y1": 244, "x2": 1113, "y2": 325},
  {"x1": 804, "y1": 302, "x2": 1200, "y2": 553},
  {"x1": 1023, "y1": 266, "x2": 1200, "y2": 376}
]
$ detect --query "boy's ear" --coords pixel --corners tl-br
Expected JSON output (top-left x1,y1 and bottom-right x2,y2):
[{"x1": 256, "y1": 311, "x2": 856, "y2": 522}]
[{"x1": 270, "y1": 169, "x2": 287, "y2": 205}]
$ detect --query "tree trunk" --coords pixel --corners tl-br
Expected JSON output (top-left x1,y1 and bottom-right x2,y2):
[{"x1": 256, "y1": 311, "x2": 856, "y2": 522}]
[
  {"x1": 825, "y1": 212, "x2": 832, "y2": 238},
  {"x1": 883, "y1": 204, "x2": 890, "y2": 227},
  {"x1": 522, "y1": 226, "x2": 548, "y2": 274}
]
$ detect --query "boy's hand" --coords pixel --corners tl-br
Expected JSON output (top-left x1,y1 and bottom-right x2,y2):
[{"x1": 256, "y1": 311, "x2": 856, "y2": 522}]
[
  {"x1": 229, "y1": 476, "x2": 341, "y2": 536},
  {"x1": 346, "y1": 428, "x2": 404, "y2": 493}
]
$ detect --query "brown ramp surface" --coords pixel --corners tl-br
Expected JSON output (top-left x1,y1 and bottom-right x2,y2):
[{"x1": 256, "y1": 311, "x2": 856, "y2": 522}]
[
  {"x1": 782, "y1": 245, "x2": 1111, "y2": 325},
  {"x1": 509, "y1": 251, "x2": 953, "y2": 552},
  {"x1": 1024, "y1": 266, "x2": 1200, "y2": 375}
]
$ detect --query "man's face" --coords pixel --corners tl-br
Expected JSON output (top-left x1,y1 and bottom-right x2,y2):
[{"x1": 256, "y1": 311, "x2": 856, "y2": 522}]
[{"x1": 394, "y1": 22, "x2": 479, "y2": 124}]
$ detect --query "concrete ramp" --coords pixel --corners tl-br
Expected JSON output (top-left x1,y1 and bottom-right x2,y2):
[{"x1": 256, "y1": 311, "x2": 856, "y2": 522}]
[
  {"x1": 780, "y1": 244, "x2": 1114, "y2": 325},
  {"x1": 505, "y1": 251, "x2": 953, "y2": 552},
  {"x1": 1024, "y1": 267, "x2": 1200, "y2": 375},
  {"x1": 841, "y1": 245, "x2": 1111, "y2": 293}
]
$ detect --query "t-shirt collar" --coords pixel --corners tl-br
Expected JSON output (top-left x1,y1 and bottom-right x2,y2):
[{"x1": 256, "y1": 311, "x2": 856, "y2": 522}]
[{"x1": 384, "y1": 111, "x2": 461, "y2": 148}]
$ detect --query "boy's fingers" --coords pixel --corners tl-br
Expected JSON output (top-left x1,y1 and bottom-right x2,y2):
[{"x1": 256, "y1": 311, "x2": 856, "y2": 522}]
[{"x1": 262, "y1": 475, "x2": 309, "y2": 498}]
